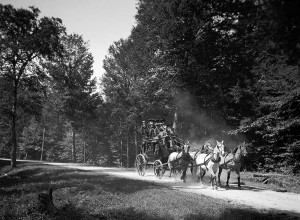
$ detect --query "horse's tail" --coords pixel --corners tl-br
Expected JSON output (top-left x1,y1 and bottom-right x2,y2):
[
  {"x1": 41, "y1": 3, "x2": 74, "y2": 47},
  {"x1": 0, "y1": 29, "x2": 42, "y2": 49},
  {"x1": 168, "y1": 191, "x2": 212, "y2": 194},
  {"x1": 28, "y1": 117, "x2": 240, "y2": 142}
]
[
  {"x1": 167, "y1": 153, "x2": 176, "y2": 170},
  {"x1": 167, "y1": 157, "x2": 172, "y2": 170}
]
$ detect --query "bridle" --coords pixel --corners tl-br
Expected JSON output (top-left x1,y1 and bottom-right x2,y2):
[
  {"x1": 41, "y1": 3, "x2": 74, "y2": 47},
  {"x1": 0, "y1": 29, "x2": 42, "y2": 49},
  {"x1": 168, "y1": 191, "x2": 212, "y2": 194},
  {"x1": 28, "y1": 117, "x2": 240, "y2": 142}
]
[
  {"x1": 234, "y1": 146, "x2": 247, "y2": 162},
  {"x1": 210, "y1": 144, "x2": 224, "y2": 163}
]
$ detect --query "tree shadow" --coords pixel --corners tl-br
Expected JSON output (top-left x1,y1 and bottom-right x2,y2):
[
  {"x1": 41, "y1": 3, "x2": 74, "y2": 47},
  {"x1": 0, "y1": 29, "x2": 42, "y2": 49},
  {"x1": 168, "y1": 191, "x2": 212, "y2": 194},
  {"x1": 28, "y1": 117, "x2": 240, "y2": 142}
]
[
  {"x1": 31, "y1": 203, "x2": 174, "y2": 220},
  {"x1": 0, "y1": 163, "x2": 167, "y2": 196},
  {"x1": 218, "y1": 184, "x2": 266, "y2": 192},
  {"x1": 219, "y1": 207, "x2": 299, "y2": 220},
  {"x1": 184, "y1": 207, "x2": 299, "y2": 220}
]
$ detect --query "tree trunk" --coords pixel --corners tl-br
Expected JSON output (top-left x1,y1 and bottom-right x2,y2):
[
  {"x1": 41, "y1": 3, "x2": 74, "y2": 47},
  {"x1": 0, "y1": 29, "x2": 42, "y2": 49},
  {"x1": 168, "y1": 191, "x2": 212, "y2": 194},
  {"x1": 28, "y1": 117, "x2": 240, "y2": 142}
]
[
  {"x1": 37, "y1": 188, "x2": 57, "y2": 214},
  {"x1": 72, "y1": 129, "x2": 76, "y2": 163},
  {"x1": 11, "y1": 83, "x2": 18, "y2": 168},
  {"x1": 83, "y1": 141, "x2": 86, "y2": 163},
  {"x1": 25, "y1": 147, "x2": 28, "y2": 160},
  {"x1": 119, "y1": 120, "x2": 123, "y2": 166},
  {"x1": 134, "y1": 125, "x2": 138, "y2": 157},
  {"x1": 40, "y1": 127, "x2": 45, "y2": 161},
  {"x1": 126, "y1": 132, "x2": 129, "y2": 168}
]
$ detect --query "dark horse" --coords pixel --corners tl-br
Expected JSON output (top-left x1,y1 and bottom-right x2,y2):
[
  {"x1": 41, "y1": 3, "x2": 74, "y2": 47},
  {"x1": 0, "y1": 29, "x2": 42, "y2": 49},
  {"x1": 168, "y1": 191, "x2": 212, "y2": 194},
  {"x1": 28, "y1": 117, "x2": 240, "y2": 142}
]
[
  {"x1": 167, "y1": 142, "x2": 192, "y2": 182},
  {"x1": 218, "y1": 143, "x2": 247, "y2": 188}
]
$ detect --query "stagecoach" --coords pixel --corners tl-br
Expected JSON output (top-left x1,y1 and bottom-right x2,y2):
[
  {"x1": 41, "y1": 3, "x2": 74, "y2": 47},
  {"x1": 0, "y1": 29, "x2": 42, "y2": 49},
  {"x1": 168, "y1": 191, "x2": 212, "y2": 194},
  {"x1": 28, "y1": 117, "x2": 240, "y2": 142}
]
[
  {"x1": 135, "y1": 120, "x2": 248, "y2": 187},
  {"x1": 135, "y1": 140, "x2": 168, "y2": 179},
  {"x1": 135, "y1": 120, "x2": 188, "y2": 179}
]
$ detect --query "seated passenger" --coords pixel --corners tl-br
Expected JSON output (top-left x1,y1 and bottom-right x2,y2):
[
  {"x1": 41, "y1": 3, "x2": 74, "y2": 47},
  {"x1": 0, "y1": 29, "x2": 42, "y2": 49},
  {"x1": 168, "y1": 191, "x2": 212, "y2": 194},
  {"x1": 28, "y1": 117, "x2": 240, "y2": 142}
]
[
  {"x1": 148, "y1": 120, "x2": 155, "y2": 139},
  {"x1": 140, "y1": 120, "x2": 148, "y2": 153},
  {"x1": 166, "y1": 124, "x2": 175, "y2": 147},
  {"x1": 158, "y1": 125, "x2": 168, "y2": 146}
]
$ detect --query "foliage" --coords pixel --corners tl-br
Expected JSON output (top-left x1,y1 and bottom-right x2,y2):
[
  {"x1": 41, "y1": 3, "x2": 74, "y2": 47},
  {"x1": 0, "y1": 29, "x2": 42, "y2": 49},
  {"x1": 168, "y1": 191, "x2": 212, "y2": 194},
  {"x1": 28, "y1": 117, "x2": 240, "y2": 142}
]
[
  {"x1": 1, "y1": 1, "x2": 299, "y2": 171},
  {"x1": 0, "y1": 4, "x2": 65, "y2": 167},
  {"x1": 231, "y1": 0, "x2": 300, "y2": 172},
  {"x1": 41, "y1": 33, "x2": 103, "y2": 163},
  {"x1": 100, "y1": 0, "x2": 300, "y2": 171}
]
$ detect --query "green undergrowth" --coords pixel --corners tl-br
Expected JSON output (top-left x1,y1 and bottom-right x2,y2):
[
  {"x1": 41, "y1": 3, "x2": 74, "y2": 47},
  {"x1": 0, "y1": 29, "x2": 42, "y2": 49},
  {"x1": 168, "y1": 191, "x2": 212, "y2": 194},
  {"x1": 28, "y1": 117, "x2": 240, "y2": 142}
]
[
  {"x1": 0, "y1": 160, "x2": 298, "y2": 220},
  {"x1": 239, "y1": 171, "x2": 300, "y2": 194}
]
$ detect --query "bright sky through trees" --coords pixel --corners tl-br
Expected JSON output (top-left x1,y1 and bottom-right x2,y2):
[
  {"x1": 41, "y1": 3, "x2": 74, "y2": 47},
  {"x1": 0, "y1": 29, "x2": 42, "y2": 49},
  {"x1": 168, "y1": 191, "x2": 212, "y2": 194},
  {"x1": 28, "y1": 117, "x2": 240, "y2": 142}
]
[{"x1": 0, "y1": 0, "x2": 137, "y2": 80}]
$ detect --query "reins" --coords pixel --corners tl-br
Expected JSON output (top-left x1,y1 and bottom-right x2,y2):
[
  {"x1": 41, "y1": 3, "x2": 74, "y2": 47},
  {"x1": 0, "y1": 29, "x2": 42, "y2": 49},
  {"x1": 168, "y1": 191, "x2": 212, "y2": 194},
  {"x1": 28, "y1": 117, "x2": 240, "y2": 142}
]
[
  {"x1": 188, "y1": 144, "x2": 223, "y2": 169},
  {"x1": 187, "y1": 153, "x2": 215, "y2": 169},
  {"x1": 220, "y1": 148, "x2": 244, "y2": 167},
  {"x1": 169, "y1": 145, "x2": 190, "y2": 167},
  {"x1": 192, "y1": 148, "x2": 201, "y2": 161}
]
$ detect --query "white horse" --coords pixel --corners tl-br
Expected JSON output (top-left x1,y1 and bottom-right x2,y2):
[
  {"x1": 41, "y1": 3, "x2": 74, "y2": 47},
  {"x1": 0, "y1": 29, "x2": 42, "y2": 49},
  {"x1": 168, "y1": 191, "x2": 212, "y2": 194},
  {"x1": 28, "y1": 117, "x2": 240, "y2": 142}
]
[
  {"x1": 168, "y1": 143, "x2": 192, "y2": 182},
  {"x1": 195, "y1": 140, "x2": 225, "y2": 190},
  {"x1": 189, "y1": 141, "x2": 213, "y2": 176},
  {"x1": 218, "y1": 142, "x2": 248, "y2": 188}
]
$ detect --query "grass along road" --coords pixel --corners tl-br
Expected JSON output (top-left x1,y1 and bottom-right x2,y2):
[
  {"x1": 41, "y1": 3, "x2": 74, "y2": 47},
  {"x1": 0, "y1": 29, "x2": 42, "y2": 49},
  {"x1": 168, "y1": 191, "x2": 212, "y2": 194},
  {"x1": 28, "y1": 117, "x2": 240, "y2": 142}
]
[
  {"x1": 40, "y1": 160, "x2": 300, "y2": 217},
  {"x1": 1, "y1": 159, "x2": 300, "y2": 219}
]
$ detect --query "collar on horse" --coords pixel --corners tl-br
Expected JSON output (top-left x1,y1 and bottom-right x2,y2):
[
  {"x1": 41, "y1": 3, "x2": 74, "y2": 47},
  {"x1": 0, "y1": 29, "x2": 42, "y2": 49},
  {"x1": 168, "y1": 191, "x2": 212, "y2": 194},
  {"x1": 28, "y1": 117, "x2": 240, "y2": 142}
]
[
  {"x1": 209, "y1": 151, "x2": 221, "y2": 163},
  {"x1": 220, "y1": 151, "x2": 243, "y2": 167}
]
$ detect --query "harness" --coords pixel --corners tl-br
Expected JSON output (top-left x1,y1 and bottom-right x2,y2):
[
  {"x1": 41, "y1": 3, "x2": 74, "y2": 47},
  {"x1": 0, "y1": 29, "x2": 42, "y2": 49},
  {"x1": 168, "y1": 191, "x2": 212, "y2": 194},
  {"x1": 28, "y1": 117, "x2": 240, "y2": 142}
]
[
  {"x1": 192, "y1": 149, "x2": 201, "y2": 161},
  {"x1": 170, "y1": 149, "x2": 192, "y2": 170},
  {"x1": 220, "y1": 151, "x2": 243, "y2": 168},
  {"x1": 188, "y1": 145, "x2": 221, "y2": 169},
  {"x1": 187, "y1": 153, "x2": 212, "y2": 170},
  {"x1": 209, "y1": 145, "x2": 222, "y2": 164},
  {"x1": 210, "y1": 154, "x2": 221, "y2": 163},
  {"x1": 202, "y1": 154, "x2": 212, "y2": 170}
]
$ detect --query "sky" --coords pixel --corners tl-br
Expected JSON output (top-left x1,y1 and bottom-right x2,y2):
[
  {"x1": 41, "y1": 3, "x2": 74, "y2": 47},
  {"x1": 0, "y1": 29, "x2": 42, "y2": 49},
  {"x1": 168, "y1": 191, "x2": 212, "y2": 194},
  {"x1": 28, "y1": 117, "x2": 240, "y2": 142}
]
[{"x1": 0, "y1": 0, "x2": 138, "y2": 80}]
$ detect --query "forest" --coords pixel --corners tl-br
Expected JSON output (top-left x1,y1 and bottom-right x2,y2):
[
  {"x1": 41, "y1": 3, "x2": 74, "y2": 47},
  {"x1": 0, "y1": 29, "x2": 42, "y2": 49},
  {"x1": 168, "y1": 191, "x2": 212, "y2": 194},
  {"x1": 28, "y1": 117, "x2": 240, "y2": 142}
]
[{"x1": 0, "y1": 0, "x2": 299, "y2": 174}]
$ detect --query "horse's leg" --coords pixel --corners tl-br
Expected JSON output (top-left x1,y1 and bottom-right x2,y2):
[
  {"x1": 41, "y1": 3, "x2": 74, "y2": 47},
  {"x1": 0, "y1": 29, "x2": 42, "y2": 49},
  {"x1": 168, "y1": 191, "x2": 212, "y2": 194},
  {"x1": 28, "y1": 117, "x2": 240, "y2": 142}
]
[
  {"x1": 214, "y1": 175, "x2": 217, "y2": 190},
  {"x1": 215, "y1": 167, "x2": 219, "y2": 190},
  {"x1": 226, "y1": 169, "x2": 231, "y2": 187},
  {"x1": 168, "y1": 160, "x2": 172, "y2": 178},
  {"x1": 181, "y1": 168, "x2": 187, "y2": 183},
  {"x1": 197, "y1": 167, "x2": 201, "y2": 182},
  {"x1": 210, "y1": 174, "x2": 215, "y2": 190},
  {"x1": 237, "y1": 170, "x2": 241, "y2": 188},
  {"x1": 202, "y1": 169, "x2": 206, "y2": 184},
  {"x1": 198, "y1": 167, "x2": 205, "y2": 187},
  {"x1": 218, "y1": 166, "x2": 223, "y2": 186},
  {"x1": 194, "y1": 164, "x2": 198, "y2": 176}
]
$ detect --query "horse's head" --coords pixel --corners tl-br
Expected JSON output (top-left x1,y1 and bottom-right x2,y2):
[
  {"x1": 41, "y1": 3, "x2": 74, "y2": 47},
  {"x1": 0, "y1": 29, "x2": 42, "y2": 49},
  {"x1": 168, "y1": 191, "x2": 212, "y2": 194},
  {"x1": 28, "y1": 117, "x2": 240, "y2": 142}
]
[
  {"x1": 240, "y1": 142, "x2": 248, "y2": 157},
  {"x1": 234, "y1": 142, "x2": 247, "y2": 161},
  {"x1": 182, "y1": 142, "x2": 190, "y2": 154},
  {"x1": 181, "y1": 142, "x2": 194, "y2": 163},
  {"x1": 216, "y1": 140, "x2": 225, "y2": 157},
  {"x1": 203, "y1": 141, "x2": 213, "y2": 152}
]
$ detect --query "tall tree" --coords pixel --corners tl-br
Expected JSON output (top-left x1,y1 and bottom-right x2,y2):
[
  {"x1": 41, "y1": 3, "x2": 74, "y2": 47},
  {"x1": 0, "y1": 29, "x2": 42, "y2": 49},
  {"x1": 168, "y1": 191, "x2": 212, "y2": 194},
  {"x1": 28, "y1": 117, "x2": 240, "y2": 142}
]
[
  {"x1": 43, "y1": 33, "x2": 100, "y2": 163},
  {"x1": 234, "y1": 0, "x2": 300, "y2": 171},
  {"x1": 0, "y1": 4, "x2": 64, "y2": 167},
  {"x1": 102, "y1": 33, "x2": 178, "y2": 166}
]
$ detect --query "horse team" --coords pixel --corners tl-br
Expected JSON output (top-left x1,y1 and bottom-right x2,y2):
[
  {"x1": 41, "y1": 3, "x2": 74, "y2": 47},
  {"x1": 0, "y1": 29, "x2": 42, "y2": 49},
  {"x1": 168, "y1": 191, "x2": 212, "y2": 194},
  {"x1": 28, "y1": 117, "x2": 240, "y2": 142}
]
[{"x1": 167, "y1": 140, "x2": 248, "y2": 190}]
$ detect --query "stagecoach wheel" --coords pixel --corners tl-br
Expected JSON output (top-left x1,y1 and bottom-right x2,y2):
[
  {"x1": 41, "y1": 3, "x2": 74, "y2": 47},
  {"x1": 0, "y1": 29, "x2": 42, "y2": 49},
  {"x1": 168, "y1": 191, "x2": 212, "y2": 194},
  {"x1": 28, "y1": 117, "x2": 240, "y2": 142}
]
[
  {"x1": 153, "y1": 160, "x2": 163, "y2": 179},
  {"x1": 135, "y1": 154, "x2": 146, "y2": 176}
]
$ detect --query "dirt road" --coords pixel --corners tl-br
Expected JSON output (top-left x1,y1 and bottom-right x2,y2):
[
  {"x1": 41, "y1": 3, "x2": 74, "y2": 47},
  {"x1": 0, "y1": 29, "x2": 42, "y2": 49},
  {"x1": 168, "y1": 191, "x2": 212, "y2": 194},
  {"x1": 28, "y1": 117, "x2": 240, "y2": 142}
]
[{"x1": 44, "y1": 162, "x2": 300, "y2": 218}]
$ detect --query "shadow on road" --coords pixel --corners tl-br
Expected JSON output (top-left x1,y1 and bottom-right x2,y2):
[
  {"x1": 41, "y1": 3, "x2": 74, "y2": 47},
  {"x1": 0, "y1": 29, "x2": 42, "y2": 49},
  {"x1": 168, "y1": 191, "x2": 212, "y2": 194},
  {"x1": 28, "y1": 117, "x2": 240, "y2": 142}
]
[{"x1": 1, "y1": 159, "x2": 299, "y2": 220}]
